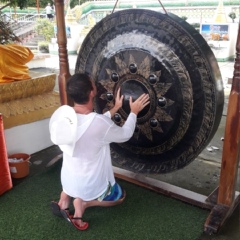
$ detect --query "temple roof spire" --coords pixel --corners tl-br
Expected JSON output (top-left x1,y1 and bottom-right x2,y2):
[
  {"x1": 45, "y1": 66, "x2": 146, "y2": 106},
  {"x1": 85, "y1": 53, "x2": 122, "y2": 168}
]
[{"x1": 213, "y1": 0, "x2": 227, "y2": 23}]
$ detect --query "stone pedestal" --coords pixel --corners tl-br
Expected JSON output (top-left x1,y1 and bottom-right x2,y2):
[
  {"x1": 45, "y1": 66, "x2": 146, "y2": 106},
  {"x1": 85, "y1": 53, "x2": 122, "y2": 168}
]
[
  {"x1": 0, "y1": 71, "x2": 60, "y2": 129},
  {"x1": 0, "y1": 72, "x2": 61, "y2": 154}
]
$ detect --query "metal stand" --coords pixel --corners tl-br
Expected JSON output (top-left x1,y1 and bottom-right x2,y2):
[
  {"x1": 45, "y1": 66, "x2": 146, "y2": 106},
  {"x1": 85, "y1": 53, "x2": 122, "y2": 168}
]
[{"x1": 54, "y1": 0, "x2": 240, "y2": 234}]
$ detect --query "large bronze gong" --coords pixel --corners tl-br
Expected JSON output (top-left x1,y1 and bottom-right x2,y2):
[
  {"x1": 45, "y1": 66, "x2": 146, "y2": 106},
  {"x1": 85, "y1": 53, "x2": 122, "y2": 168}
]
[{"x1": 75, "y1": 9, "x2": 224, "y2": 174}]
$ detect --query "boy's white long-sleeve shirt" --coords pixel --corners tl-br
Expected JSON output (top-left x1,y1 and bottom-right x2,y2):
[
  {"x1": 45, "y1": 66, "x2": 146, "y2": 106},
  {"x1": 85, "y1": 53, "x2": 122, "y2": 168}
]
[{"x1": 60, "y1": 111, "x2": 136, "y2": 201}]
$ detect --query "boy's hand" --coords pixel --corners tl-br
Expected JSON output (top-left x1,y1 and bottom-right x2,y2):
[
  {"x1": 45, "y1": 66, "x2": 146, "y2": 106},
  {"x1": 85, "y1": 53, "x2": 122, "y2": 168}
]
[
  {"x1": 108, "y1": 88, "x2": 123, "y2": 117},
  {"x1": 114, "y1": 88, "x2": 123, "y2": 110},
  {"x1": 130, "y1": 93, "x2": 150, "y2": 115}
]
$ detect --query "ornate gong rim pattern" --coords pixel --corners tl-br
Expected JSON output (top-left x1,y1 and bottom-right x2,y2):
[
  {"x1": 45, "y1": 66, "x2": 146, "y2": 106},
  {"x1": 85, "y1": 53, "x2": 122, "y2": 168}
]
[
  {"x1": 97, "y1": 50, "x2": 193, "y2": 154},
  {"x1": 76, "y1": 9, "x2": 224, "y2": 173}
]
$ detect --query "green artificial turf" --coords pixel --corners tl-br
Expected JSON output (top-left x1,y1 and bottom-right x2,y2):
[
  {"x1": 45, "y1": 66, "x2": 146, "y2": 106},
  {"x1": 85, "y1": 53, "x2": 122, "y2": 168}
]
[{"x1": 0, "y1": 161, "x2": 209, "y2": 240}]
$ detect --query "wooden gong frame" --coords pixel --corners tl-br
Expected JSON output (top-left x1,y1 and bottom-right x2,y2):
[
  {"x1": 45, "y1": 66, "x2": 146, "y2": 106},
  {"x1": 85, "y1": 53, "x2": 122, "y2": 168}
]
[{"x1": 54, "y1": 0, "x2": 240, "y2": 234}]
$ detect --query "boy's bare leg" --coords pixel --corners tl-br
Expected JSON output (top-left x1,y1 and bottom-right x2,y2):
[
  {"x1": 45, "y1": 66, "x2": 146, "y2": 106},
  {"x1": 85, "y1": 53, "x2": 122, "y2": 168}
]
[
  {"x1": 72, "y1": 191, "x2": 126, "y2": 227},
  {"x1": 72, "y1": 198, "x2": 88, "y2": 227},
  {"x1": 58, "y1": 191, "x2": 71, "y2": 210}
]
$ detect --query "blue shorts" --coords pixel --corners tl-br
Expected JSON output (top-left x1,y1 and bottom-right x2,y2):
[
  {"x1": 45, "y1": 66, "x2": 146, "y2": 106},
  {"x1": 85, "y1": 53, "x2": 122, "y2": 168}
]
[{"x1": 97, "y1": 182, "x2": 123, "y2": 202}]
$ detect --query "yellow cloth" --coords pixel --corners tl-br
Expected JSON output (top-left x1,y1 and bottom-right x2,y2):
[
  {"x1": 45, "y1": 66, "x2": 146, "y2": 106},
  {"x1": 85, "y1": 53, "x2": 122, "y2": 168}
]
[{"x1": 0, "y1": 44, "x2": 34, "y2": 83}]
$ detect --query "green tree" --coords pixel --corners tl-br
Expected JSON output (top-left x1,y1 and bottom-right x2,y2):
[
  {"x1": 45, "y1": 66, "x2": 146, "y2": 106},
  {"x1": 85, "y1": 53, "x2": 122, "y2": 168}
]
[
  {"x1": 228, "y1": 12, "x2": 236, "y2": 23},
  {"x1": 35, "y1": 18, "x2": 54, "y2": 42},
  {"x1": 0, "y1": 0, "x2": 28, "y2": 10},
  {"x1": 181, "y1": 16, "x2": 188, "y2": 21},
  {"x1": 0, "y1": 0, "x2": 53, "y2": 10},
  {"x1": 70, "y1": 0, "x2": 87, "y2": 8}
]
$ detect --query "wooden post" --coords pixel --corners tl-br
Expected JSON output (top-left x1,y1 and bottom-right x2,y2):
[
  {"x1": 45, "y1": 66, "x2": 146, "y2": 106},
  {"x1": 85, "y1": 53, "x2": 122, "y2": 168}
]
[
  {"x1": 218, "y1": 23, "x2": 240, "y2": 208},
  {"x1": 204, "y1": 22, "x2": 240, "y2": 234},
  {"x1": 55, "y1": 0, "x2": 71, "y2": 105},
  {"x1": 36, "y1": 0, "x2": 40, "y2": 14}
]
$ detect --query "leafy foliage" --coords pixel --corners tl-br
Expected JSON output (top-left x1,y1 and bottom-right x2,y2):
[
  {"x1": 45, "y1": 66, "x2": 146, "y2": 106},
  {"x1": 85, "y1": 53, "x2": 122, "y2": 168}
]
[
  {"x1": 70, "y1": 0, "x2": 88, "y2": 8},
  {"x1": 0, "y1": 0, "x2": 28, "y2": 9},
  {"x1": 0, "y1": 0, "x2": 54, "y2": 9},
  {"x1": 181, "y1": 16, "x2": 188, "y2": 21},
  {"x1": 0, "y1": 12, "x2": 20, "y2": 44},
  {"x1": 35, "y1": 18, "x2": 54, "y2": 42},
  {"x1": 228, "y1": 12, "x2": 236, "y2": 23},
  {"x1": 38, "y1": 41, "x2": 49, "y2": 53}
]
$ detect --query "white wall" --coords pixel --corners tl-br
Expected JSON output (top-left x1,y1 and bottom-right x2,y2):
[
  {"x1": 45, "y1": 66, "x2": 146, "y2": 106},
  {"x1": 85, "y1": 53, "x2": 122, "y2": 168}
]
[{"x1": 4, "y1": 118, "x2": 54, "y2": 155}]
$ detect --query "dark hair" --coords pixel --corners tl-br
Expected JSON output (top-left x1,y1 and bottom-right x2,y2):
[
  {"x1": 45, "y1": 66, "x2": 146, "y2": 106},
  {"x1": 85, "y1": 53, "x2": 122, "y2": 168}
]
[{"x1": 66, "y1": 73, "x2": 93, "y2": 104}]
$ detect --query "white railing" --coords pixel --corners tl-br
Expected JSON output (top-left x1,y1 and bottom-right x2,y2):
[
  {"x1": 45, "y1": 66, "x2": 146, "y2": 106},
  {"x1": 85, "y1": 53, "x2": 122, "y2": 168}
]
[
  {"x1": 78, "y1": 1, "x2": 239, "y2": 24},
  {"x1": 13, "y1": 13, "x2": 46, "y2": 23},
  {"x1": 5, "y1": 13, "x2": 46, "y2": 35},
  {"x1": 82, "y1": 0, "x2": 238, "y2": 4},
  {"x1": 6, "y1": 12, "x2": 46, "y2": 22},
  {"x1": 78, "y1": 9, "x2": 114, "y2": 24}
]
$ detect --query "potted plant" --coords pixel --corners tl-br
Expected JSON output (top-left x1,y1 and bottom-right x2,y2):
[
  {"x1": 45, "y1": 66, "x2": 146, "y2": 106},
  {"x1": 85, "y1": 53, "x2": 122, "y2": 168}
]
[
  {"x1": 38, "y1": 41, "x2": 49, "y2": 53},
  {"x1": 228, "y1": 12, "x2": 236, "y2": 23},
  {"x1": 35, "y1": 18, "x2": 54, "y2": 53}
]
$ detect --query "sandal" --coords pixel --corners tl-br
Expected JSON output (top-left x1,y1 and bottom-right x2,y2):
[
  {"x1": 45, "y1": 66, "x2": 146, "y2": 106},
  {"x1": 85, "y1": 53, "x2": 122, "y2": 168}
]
[
  {"x1": 60, "y1": 209, "x2": 89, "y2": 231},
  {"x1": 50, "y1": 201, "x2": 70, "y2": 218}
]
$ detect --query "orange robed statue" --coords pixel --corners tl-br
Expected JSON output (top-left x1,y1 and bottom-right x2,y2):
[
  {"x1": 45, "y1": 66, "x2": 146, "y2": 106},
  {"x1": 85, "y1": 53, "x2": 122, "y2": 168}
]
[{"x1": 0, "y1": 44, "x2": 34, "y2": 83}]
